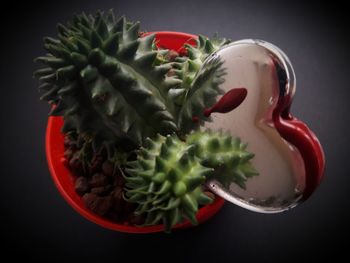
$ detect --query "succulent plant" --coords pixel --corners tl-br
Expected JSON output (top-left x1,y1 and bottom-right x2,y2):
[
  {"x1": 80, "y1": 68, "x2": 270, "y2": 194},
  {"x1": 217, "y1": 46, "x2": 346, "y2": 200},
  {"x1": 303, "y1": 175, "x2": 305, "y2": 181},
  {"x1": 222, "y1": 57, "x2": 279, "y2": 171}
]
[
  {"x1": 34, "y1": 10, "x2": 183, "y2": 151},
  {"x1": 170, "y1": 35, "x2": 231, "y2": 133},
  {"x1": 187, "y1": 131, "x2": 259, "y2": 189},
  {"x1": 124, "y1": 131, "x2": 257, "y2": 231},
  {"x1": 35, "y1": 10, "x2": 260, "y2": 232},
  {"x1": 34, "y1": 9, "x2": 233, "y2": 153},
  {"x1": 124, "y1": 134, "x2": 214, "y2": 232}
]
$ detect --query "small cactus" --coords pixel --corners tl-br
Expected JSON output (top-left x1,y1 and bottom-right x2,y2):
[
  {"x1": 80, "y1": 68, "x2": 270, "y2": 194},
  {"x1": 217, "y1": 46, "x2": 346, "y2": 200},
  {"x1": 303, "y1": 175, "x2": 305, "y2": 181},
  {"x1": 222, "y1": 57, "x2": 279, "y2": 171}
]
[
  {"x1": 124, "y1": 131, "x2": 257, "y2": 232},
  {"x1": 187, "y1": 131, "x2": 259, "y2": 189},
  {"x1": 124, "y1": 134, "x2": 214, "y2": 232},
  {"x1": 170, "y1": 34, "x2": 231, "y2": 133}
]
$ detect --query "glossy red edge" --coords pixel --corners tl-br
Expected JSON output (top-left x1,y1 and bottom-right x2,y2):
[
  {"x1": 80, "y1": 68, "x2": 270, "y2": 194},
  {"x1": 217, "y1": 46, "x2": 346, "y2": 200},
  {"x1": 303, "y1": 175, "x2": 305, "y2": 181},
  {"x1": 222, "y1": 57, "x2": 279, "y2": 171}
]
[
  {"x1": 46, "y1": 31, "x2": 225, "y2": 234},
  {"x1": 273, "y1": 96, "x2": 325, "y2": 201}
]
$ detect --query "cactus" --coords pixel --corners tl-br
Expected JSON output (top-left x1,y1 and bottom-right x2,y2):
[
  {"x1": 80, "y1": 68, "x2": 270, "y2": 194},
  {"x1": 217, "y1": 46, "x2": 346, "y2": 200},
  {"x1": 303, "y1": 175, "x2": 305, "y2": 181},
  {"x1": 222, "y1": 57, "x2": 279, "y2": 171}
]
[
  {"x1": 34, "y1": 10, "x2": 232, "y2": 150},
  {"x1": 187, "y1": 131, "x2": 259, "y2": 189},
  {"x1": 124, "y1": 131, "x2": 257, "y2": 232},
  {"x1": 124, "y1": 134, "x2": 214, "y2": 232},
  {"x1": 35, "y1": 10, "x2": 259, "y2": 231},
  {"x1": 170, "y1": 35, "x2": 231, "y2": 133},
  {"x1": 34, "y1": 10, "x2": 183, "y2": 150}
]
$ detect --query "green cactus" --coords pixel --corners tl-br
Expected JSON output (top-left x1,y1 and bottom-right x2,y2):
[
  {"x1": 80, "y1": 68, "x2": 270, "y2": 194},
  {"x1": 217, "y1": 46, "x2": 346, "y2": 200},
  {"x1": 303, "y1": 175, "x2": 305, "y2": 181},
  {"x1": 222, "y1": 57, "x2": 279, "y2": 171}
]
[
  {"x1": 170, "y1": 34, "x2": 231, "y2": 133},
  {"x1": 34, "y1": 10, "x2": 232, "y2": 150},
  {"x1": 124, "y1": 131, "x2": 258, "y2": 232},
  {"x1": 187, "y1": 131, "x2": 259, "y2": 189},
  {"x1": 35, "y1": 10, "x2": 259, "y2": 232},
  {"x1": 124, "y1": 134, "x2": 214, "y2": 232},
  {"x1": 34, "y1": 10, "x2": 183, "y2": 150}
]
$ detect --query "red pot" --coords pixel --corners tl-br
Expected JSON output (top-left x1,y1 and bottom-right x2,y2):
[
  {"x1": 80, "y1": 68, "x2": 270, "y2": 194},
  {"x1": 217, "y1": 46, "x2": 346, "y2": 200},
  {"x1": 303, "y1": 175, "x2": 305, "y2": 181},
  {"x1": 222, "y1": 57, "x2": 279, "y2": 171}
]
[{"x1": 46, "y1": 31, "x2": 225, "y2": 233}]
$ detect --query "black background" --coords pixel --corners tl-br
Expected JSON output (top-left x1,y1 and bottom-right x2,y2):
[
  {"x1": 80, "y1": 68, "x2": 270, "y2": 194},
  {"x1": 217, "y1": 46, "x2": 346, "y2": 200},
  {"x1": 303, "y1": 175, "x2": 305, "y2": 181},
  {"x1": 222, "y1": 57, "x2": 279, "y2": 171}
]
[{"x1": 2, "y1": 0, "x2": 350, "y2": 261}]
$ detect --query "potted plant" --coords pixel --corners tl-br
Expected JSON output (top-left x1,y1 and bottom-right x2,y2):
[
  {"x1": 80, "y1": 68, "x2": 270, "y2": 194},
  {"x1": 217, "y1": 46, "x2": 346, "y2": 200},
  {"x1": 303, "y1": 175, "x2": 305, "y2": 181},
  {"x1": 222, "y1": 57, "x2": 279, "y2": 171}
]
[
  {"x1": 35, "y1": 10, "x2": 259, "y2": 233},
  {"x1": 35, "y1": 10, "x2": 325, "y2": 233}
]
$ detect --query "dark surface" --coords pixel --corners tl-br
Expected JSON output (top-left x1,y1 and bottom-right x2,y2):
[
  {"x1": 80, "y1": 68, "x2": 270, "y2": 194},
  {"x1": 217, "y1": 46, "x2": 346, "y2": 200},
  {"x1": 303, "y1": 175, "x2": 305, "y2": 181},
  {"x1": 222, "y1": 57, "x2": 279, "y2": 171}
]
[{"x1": 1, "y1": 0, "x2": 349, "y2": 261}]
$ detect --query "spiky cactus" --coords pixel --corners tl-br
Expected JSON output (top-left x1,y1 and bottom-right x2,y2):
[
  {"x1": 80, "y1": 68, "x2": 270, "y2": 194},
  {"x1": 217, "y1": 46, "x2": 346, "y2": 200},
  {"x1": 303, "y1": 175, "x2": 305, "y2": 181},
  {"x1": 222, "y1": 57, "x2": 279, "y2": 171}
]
[
  {"x1": 124, "y1": 131, "x2": 257, "y2": 232},
  {"x1": 34, "y1": 10, "x2": 232, "y2": 150},
  {"x1": 35, "y1": 10, "x2": 260, "y2": 232},
  {"x1": 170, "y1": 35, "x2": 231, "y2": 133},
  {"x1": 34, "y1": 10, "x2": 183, "y2": 150},
  {"x1": 124, "y1": 134, "x2": 214, "y2": 232},
  {"x1": 187, "y1": 131, "x2": 259, "y2": 189}
]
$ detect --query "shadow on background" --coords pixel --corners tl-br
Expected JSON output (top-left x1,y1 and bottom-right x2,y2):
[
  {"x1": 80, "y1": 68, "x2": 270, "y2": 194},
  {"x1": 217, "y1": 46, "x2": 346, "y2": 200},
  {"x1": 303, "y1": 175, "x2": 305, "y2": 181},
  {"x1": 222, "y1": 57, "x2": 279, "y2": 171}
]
[{"x1": 1, "y1": 0, "x2": 349, "y2": 261}]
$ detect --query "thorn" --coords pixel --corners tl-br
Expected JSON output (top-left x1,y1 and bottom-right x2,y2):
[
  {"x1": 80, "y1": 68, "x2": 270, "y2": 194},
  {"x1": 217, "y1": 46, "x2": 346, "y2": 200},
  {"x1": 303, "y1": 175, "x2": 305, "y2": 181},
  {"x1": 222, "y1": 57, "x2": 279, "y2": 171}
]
[
  {"x1": 155, "y1": 156, "x2": 166, "y2": 172},
  {"x1": 173, "y1": 181, "x2": 187, "y2": 197},
  {"x1": 135, "y1": 51, "x2": 157, "y2": 67},
  {"x1": 182, "y1": 194, "x2": 198, "y2": 213},
  {"x1": 157, "y1": 180, "x2": 171, "y2": 195},
  {"x1": 198, "y1": 35, "x2": 207, "y2": 47},
  {"x1": 88, "y1": 48, "x2": 106, "y2": 66},
  {"x1": 185, "y1": 144, "x2": 196, "y2": 157},
  {"x1": 103, "y1": 33, "x2": 120, "y2": 55},
  {"x1": 144, "y1": 137, "x2": 156, "y2": 149},
  {"x1": 96, "y1": 17, "x2": 108, "y2": 39},
  {"x1": 118, "y1": 40, "x2": 139, "y2": 59},
  {"x1": 160, "y1": 143, "x2": 169, "y2": 158},
  {"x1": 152, "y1": 172, "x2": 166, "y2": 184},
  {"x1": 90, "y1": 30, "x2": 103, "y2": 48},
  {"x1": 165, "y1": 135, "x2": 173, "y2": 147},
  {"x1": 167, "y1": 168, "x2": 180, "y2": 182},
  {"x1": 179, "y1": 152, "x2": 190, "y2": 168},
  {"x1": 208, "y1": 137, "x2": 220, "y2": 151},
  {"x1": 126, "y1": 21, "x2": 140, "y2": 40}
]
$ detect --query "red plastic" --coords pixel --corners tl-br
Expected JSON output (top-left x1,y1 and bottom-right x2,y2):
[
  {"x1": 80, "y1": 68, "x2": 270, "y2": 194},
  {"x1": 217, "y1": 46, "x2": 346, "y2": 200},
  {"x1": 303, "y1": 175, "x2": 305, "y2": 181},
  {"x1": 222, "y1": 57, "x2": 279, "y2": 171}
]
[
  {"x1": 46, "y1": 32, "x2": 225, "y2": 233},
  {"x1": 273, "y1": 93, "x2": 325, "y2": 200}
]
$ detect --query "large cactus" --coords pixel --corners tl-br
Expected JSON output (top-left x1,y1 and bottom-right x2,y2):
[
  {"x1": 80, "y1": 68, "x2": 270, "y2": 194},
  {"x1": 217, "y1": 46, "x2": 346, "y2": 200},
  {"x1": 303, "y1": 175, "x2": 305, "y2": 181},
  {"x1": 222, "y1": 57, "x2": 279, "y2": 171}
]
[
  {"x1": 34, "y1": 10, "x2": 232, "y2": 150},
  {"x1": 34, "y1": 10, "x2": 182, "y2": 150}
]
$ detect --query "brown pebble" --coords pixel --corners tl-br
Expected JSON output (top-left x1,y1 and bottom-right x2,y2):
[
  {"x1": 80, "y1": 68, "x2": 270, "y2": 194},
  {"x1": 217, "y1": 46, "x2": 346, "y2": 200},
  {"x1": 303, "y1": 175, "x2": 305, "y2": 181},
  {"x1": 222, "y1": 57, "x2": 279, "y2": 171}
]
[
  {"x1": 82, "y1": 193, "x2": 97, "y2": 207},
  {"x1": 204, "y1": 191, "x2": 216, "y2": 200},
  {"x1": 91, "y1": 185, "x2": 112, "y2": 196},
  {"x1": 94, "y1": 196, "x2": 113, "y2": 216},
  {"x1": 112, "y1": 187, "x2": 123, "y2": 200},
  {"x1": 64, "y1": 148, "x2": 73, "y2": 161},
  {"x1": 75, "y1": 177, "x2": 89, "y2": 195},
  {"x1": 115, "y1": 176, "x2": 125, "y2": 187},
  {"x1": 90, "y1": 186, "x2": 106, "y2": 195},
  {"x1": 89, "y1": 174, "x2": 108, "y2": 188},
  {"x1": 82, "y1": 193, "x2": 112, "y2": 216},
  {"x1": 102, "y1": 161, "x2": 114, "y2": 177},
  {"x1": 69, "y1": 153, "x2": 83, "y2": 174},
  {"x1": 90, "y1": 155, "x2": 104, "y2": 174},
  {"x1": 64, "y1": 136, "x2": 71, "y2": 147}
]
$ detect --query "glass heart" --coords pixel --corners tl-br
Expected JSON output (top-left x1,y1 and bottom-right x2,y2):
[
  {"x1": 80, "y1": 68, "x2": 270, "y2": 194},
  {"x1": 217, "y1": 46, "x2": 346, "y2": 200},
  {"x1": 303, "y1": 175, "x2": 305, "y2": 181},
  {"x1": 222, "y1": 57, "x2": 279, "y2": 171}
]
[{"x1": 202, "y1": 39, "x2": 324, "y2": 213}]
